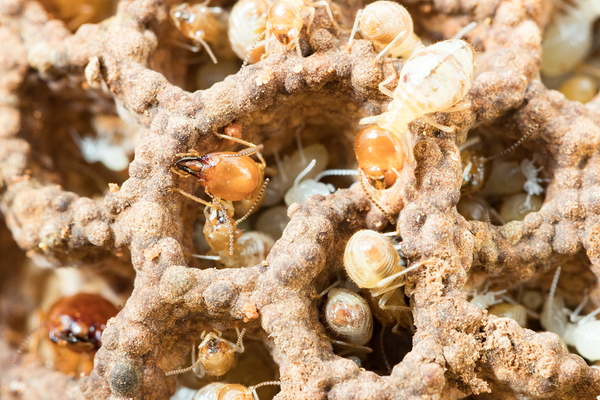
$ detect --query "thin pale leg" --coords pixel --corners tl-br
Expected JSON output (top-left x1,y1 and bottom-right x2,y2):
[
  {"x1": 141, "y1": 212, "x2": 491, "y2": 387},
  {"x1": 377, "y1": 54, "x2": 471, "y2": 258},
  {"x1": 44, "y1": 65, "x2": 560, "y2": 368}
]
[
  {"x1": 441, "y1": 101, "x2": 471, "y2": 113},
  {"x1": 359, "y1": 115, "x2": 380, "y2": 125},
  {"x1": 314, "y1": 280, "x2": 341, "y2": 299},
  {"x1": 454, "y1": 21, "x2": 477, "y2": 39},
  {"x1": 170, "y1": 188, "x2": 213, "y2": 208},
  {"x1": 249, "y1": 381, "x2": 281, "y2": 400},
  {"x1": 347, "y1": 9, "x2": 362, "y2": 47},
  {"x1": 194, "y1": 37, "x2": 218, "y2": 64},
  {"x1": 422, "y1": 114, "x2": 454, "y2": 133},
  {"x1": 331, "y1": 339, "x2": 373, "y2": 353},
  {"x1": 191, "y1": 253, "x2": 221, "y2": 261},
  {"x1": 376, "y1": 30, "x2": 407, "y2": 59},
  {"x1": 376, "y1": 288, "x2": 410, "y2": 311},
  {"x1": 307, "y1": 1, "x2": 338, "y2": 28},
  {"x1": 375, "y1": 258, "x2": 431, "y2": 290},
  {"x1": 378, "y1": 74, "x2": 396, "y2": 98},
  {"x1": 305, "y1": 6, "x2": 316, "y2": 33}
]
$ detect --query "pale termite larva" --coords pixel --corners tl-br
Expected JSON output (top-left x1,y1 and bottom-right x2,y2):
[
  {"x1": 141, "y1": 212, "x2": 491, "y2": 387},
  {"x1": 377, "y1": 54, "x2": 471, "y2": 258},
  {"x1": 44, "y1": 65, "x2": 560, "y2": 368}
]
[
  {"x1": 480, "y1": 160, "x2": 526, "y2": 196},
  {"x1": 323, "y1": 288, "x2": 373, "y2": 350},
  {"x1": 228, "y1": 0, "x2": 272, "y2": 63},
  {"x1": 470, "y1": 287, "x2": 507, "y2": 310},
  {"x1": 255, "y1": 205, "x2": 290, "y2": 240},
  {"x1": 559, "y1": 75, "x2": 598, "y2": 103},
  {"x1": 489, "y1": 303, "x2": 528, "y2": 328},
  {"x1": 499, "y1": 192, "x2": 543, "y2": 223},
  {"x1": 343, "y1": 230, "x2": 425, "y2": 311},
  {"x1": 283, "y1": 159, "x2": 333, "y2": 206},
  {"x1": 541, "y1": 0, "x2": 600, "y2": 77},
  {"x1": 541, "y1": 267, "x2": 600, "y2": 361},
  {"x1": 190, "y1": 381, "x2": 281, "y2": 400},
  {"x1": 360, "y1": 38, "x2": 475, "y2": 163},
  {"x1": 263, "y1": 143, "x2": 329, "y2": 206},
  {"x1": 355, "y1": 1, "x2": 421, "y2": 59}
]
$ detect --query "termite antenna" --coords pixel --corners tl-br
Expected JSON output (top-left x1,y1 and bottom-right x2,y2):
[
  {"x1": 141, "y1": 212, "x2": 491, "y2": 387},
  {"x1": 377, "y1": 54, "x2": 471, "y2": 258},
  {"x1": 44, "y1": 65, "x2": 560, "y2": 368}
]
[
  {"x1": 166, "y1": 352, "x2": 204, "y2": 376},
  {"x1": 294, "y1": 159, "x2": 317, "y2": 187},
  {"x1": 315, "y1": 169, "x2": 360, "y2": 181},
  {"x1": 14, "y1": 321, "x2": 48, "y2": 365},
  {"x1": 548, "y1": 266, "x2": 561, "y2": 309},
  {"x1": 359, "y1": 170, "x2": 396, "y2": 226},
  {"x1": 242, "y1": 30, "x2": 267, "y2": 69},
  {"x1": 484, "y1": 124, "x2": 538, "y2": 162},
  {"x1": 249, "y1": 381, "x2": 281, "y2": 400},
  {"x1": 347, "y1": 9, "x2": 362, "y2": 47},
  {"x1": 191, "y1": 254, "x2": 222, "y2": 261},
  {"x1": 236, "y1": 178, "x2": 270, "y2": 224},
  {"x1": 454, "y1": 21, "x2": 477, "y2": 39},
  {"x1": 232, "y1": 328, "x2": 246, "y2": 352},
  {"x1": 380, "y1": 326, "x2": 391, "y2": 374}
]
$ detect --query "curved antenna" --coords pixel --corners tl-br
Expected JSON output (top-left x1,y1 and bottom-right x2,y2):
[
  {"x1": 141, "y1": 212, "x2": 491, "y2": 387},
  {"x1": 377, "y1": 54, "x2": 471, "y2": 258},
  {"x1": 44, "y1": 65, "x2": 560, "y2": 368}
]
[
  {"x1": 248, "y1": 381, "x2": 281, "y2": 400},
  {"x1": 294, "y1": 159, "x2": 317, "y2": 187},
  {"x1": 547, "y1": 266, "x2": 562, "y2": 309},
  {"x1": 165, "y1": 352, "x2": 204, "y2": 376},
  {"x1": 454, "y1": 21, "x2": 477, "y2": 39},
  {"x1": 14, "y1": 321, "x2": 48, "y2": 365},
  {"x1": 358, "y1": 170, "x2": 396, "y2": 226},
  {"x1": 484, "y1": 124, "x2": 538, "y2": 163},
  {"x1": 232, "y1": 328, "x2": 246, "y2": 353},
  {"x1": 315, "y1": 169, "x2": 360, "y2": 182},
  {"x1": 236, "y1": 178, "x2": 270, "y2": 224},
  {"x1": 242, "y1": 30, "x2": 267, "y2": 69}
]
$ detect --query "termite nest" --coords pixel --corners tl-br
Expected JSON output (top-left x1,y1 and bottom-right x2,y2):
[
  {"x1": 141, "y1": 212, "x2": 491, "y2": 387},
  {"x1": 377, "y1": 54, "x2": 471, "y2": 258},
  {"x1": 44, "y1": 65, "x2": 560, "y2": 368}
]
[{"x1": 1, "y1": 0, "x2": 600, "y2": 399}]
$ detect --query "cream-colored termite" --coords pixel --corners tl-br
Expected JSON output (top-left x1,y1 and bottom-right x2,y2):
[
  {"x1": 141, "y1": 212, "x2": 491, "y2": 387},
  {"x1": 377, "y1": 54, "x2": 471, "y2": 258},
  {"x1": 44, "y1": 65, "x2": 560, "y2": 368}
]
[
  {"x1": 170, "y1": 2, "x2": 232, "y2": 64},
  {"x1": 165, "y1": 328, "x2": 246, "y2": 378},
  {"x1": 343, "y1": 230, "x2": 427, "y2": 311},
  {"x1": 322, "y1": 287, "x2": 374, "y2": 353},
  {"x1": 541, "y1": 267, "x2": 600, "y2": 362},
  {"x1": 228, "y1": 0, "x2": 273, "y2": 64},
  {"x1": 192, "y1": 381, "x2": 281, "y2": 400},
  {"x1": 242, "y1": 0, "x2": 338, "y2": 66},
  {"x1": 348, "y1": 1, "x2": 421, "y2": 59},
  {"x1": 359, "y1": 38, "x2": 475, "y2": 164}
]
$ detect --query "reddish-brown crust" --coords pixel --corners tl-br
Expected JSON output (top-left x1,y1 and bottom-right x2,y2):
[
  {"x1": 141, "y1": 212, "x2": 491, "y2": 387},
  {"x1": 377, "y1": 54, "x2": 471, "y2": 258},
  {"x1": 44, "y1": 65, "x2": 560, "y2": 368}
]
[{"x1": 0, "y1": 0, "x2": 599, "y2": 399}]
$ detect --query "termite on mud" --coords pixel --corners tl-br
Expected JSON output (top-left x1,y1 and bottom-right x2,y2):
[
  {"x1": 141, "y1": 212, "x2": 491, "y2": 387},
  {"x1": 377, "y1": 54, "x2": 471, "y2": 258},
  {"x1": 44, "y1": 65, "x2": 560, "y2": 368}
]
[
  {"x1": 170, "y1": 2, "x2": 234, "y2": 64},
  {"x1": 242, "y1": 0, "x2": 338, "y2": 65},
  {"x1": 343, "y1": 230, "x2": 427, "y2": 311},
  {"x1": 166, "y1": 328, "x2": 246, "y2": 378},
  {"x1": 360, "y1": 38, "x2": 475, "y2": 164},
  {"x1": 172, "y1": 133, "x2": 269, "y2": 256},
  {"x1": 348, "y1": 1, "x2": 421, "y2": 60}
]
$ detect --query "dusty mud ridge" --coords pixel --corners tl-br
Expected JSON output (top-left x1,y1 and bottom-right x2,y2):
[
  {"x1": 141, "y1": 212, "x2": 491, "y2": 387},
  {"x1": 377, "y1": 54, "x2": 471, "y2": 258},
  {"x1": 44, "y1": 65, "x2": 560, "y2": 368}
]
[{"x1": 1, "y1": 0, "x2": 600, "y2": 398}]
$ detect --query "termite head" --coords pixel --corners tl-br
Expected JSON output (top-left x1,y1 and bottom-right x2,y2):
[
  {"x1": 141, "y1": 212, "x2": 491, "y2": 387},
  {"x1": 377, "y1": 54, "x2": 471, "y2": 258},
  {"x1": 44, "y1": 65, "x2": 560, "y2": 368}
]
[
  {"x1": 175, "y1": 152, "x2": 261, "y2": 201},
  {"x1": 359, "y1": 1, "x2": 413, "y2": 48},
  {"x1": 268, "y1": 1, "x2": 303, "y2": 46},
  {"x1": 354, "y1": 126, "x2": 406, "y2": 189}
]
